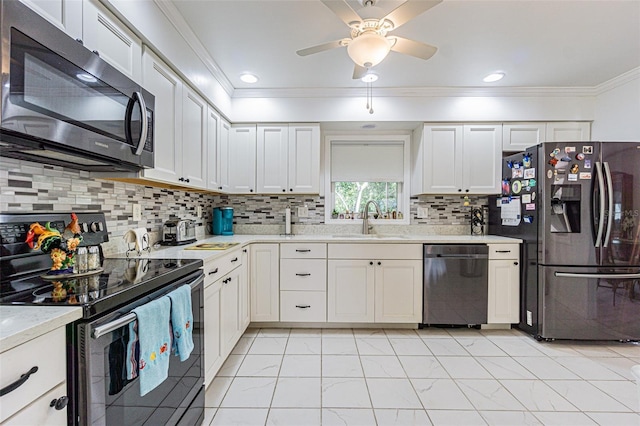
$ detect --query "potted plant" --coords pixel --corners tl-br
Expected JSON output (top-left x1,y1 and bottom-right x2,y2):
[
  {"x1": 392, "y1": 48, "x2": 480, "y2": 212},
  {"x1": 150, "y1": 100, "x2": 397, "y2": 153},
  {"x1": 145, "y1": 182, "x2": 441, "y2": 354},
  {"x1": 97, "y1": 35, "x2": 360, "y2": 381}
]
[{"x1": 331, "y1": 208, "x2": 339, "y2": 219}]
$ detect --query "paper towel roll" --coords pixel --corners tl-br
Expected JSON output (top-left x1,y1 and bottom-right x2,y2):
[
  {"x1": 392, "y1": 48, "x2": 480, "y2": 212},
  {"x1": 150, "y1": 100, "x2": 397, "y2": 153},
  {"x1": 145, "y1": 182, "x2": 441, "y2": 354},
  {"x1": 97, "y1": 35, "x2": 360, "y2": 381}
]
[
  {"x1": 285, "y1": 207, "x2": 291, "y2": 235},
  {"x1": 123, "y1": 227, "x2": 148, "y2": 252}
]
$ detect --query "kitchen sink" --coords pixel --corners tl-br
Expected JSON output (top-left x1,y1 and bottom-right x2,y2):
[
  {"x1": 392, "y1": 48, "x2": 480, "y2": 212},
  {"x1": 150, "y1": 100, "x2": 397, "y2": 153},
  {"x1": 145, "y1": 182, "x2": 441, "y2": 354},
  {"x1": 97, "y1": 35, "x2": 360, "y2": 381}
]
[{"x1": 331, "y1": 234, "x2": 409, "y2": 239}]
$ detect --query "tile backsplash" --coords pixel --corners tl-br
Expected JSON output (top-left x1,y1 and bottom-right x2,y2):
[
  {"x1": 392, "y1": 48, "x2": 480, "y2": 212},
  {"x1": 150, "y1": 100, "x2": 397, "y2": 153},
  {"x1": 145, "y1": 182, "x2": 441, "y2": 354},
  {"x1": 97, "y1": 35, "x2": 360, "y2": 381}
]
[{"x1": 1, "y1": 158, "x2": 488, "y2": 253}]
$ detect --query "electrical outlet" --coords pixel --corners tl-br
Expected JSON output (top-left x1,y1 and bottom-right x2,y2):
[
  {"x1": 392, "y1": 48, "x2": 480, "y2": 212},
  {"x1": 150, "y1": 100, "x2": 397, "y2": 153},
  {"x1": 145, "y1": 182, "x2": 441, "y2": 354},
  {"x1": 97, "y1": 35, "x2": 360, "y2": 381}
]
[
  {"x1": 417, "y1": 207, "x2": 429, "y2": 219},
  {"x1": 297, "y1": 206, "x2": 309, "y2": 218},
  {"x1": 526, "y1": 310, "x2": 533, "y2": 326},
  {"x1": 196, "y1": 206, "x2": 203, "y2": 218},
  {"x1": 132, "y1": 204, "x2": 142, "y2": 221}
]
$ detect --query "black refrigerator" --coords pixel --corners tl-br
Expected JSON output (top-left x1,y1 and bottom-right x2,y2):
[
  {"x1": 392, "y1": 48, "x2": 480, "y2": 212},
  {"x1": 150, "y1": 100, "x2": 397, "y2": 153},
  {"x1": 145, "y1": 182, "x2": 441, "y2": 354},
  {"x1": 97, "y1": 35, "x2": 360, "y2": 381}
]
[{"x1": 489, "y1": 141, "x2": 640, "y2": 340}]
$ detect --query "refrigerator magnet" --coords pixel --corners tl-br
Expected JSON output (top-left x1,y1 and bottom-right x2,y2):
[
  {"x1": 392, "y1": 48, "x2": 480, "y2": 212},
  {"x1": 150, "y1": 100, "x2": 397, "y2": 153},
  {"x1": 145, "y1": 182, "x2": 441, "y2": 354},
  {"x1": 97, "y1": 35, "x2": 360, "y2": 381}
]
[
  {"x1": 531, "y1": 192, "x2": 536, "y2": 201},
  {"x1": 512, "y1": 168, "x2": 523, "y2": 178},
  {"x1": 555, "y1": 176, "x2": 565, "y2": 183},
  {"x1": 570, "y1": 164, "x2": 579, "y2": 174},
  {"x1": 523, "y1": 154, "x2": 532, "y2": 168},
  {"x1": 522, "y1": 194, "x2": 532, "y2": 203},
  {"x1": 576, "y1": 153, "x2": 585, "y2": 161},
  {"x1": 529, "y1": 178, "x2": 537, "y2": 187},
  {"x1": 579, "y1": 172, "x2": 592, "y2": 180},
  {"x1": 583, "y1": 146, "x2": 593, "y2": 154},
  {"x1": 584, "y1": 159, "x2": 591, "y2": 169},
  {"x1": 524, "y1": 215, "x2": 534, "y2": 224},
  {"x1": 565, "y1": 146, "x2": 576, "y2": 153},
  {"x1": 568, "y1": 174, "x2": 578, "y2": 181},
  {"x1": 526, "y1": 203, "x2": 536, "y2": 211},
  {"x1": 561, "y1": 156, "x2": 572, "y2": 162},
  {"x1": 523, "y1": 168, "x2": 535, "y2": 179},
  {"x1": 548, "y1": 157, "x2": 558, "y2": 166},
  {"x1": 547, "y1": 170, "x2": 553, "y2": 179},
  {"x1": 512, "y1": 180, "x2": 522, "y2": 194},
  {"x1": 552, "y1": 148, "x2": 561, "y2": 156}
]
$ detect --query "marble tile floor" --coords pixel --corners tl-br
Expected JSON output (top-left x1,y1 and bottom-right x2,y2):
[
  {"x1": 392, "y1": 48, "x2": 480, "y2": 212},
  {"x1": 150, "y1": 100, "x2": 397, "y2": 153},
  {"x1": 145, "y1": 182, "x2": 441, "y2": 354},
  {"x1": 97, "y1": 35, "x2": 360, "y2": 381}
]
[{"x1": 203, "y1": 327, "x2": 640, "y2": 426}]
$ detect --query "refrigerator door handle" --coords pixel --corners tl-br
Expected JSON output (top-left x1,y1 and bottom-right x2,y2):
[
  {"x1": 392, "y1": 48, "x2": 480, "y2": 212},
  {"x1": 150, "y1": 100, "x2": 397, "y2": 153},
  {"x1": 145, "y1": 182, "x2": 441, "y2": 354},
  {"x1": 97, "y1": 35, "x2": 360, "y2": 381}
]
[
  {"x1": 594, "y1": 161, "x2": 606, "y2": 247},
  {"x1": 602, "y1": 162, "x2": 614, "y2": 248},
  {"x1": 554, "y1": 271, "x2": 640, "y2": 279}
]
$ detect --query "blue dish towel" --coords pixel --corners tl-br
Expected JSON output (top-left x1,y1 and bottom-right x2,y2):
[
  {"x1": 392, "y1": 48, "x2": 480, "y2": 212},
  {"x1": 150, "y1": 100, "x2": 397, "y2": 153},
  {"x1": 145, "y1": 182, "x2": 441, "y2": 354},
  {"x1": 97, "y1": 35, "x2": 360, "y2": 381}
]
[
  {"x1": 130, "y1": 296, "x2": 172, "y2": 396},
  {"x1": 167, "y1": 285, "x2": 194, "y2": 361}
]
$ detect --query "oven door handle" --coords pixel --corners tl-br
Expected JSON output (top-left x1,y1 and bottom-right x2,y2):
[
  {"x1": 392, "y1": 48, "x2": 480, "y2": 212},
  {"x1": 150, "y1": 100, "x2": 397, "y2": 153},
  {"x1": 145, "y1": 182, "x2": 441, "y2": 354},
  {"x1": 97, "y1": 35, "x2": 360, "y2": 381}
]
[{"x1": 91, "y1": 275, "x2": 202, "y2": 339}]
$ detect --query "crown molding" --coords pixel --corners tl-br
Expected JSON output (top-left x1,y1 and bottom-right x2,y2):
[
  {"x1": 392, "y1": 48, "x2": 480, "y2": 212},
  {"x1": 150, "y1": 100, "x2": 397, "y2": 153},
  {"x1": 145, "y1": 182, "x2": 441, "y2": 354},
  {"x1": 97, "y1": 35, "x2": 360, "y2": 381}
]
[
  {"x1": 153, "y1": 0, "x2": 234, "y2": 96},
  {"x1": 592, "y1": 67, "x2": 640, "y2": 95}
]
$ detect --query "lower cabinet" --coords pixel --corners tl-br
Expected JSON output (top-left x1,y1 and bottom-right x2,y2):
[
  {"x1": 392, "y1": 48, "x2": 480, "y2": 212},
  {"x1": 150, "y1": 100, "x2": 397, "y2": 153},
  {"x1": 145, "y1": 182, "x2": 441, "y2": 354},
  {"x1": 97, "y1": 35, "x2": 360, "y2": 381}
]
[
  {"x1": 220, "y1": 268, "x2": 242, "y2": 352},
  {"x1": 327, "y1": 260, "x2": 375, "y2": 322},
  {"x1": 487, "y1": 244, "x2": 520, "y2": 324},
  {"x1": 374, "y1": 260, "x2": 422, "y2": 323},
  {"x1": 203, "y1": 280, "x2": 223, "y2": 386},
  {"x1": 250, "y1": 244, "x2": 280, "y2": 322}
]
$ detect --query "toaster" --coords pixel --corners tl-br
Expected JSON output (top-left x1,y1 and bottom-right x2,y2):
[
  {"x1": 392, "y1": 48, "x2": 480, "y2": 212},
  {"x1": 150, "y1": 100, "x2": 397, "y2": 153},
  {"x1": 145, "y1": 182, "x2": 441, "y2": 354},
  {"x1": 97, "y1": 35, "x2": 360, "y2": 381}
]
[{"x1": 162, "y1": 219, "x2": 196, "y2": 245}]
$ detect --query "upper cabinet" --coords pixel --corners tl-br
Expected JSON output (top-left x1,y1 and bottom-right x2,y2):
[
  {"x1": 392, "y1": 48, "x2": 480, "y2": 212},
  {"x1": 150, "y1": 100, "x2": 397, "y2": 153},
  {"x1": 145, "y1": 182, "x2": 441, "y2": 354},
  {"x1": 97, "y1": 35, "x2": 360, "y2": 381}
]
[
  {"x1": 413, "y1": 123, "x2": 502, "y2": 195},
  {"x1": 82, "y1": 0, "x2": 142, "y2": 83},
  {"x1": 180, "y1": 86, "x2": 208, "y2": 188},
  {"x1": 217, "y1": 119, "x2": 232, "y2": 192},
  {"x1": 228, "y1": 125, "x2": 257, "y2": 193},
  {"x1": 206, "y1": 108, "x2": 222, "y2": 191},
  {"x1": 256, "y1": 124, "x2": 320, "y2": 194},
  {"x1": 503, "y1": 122, "x2": 591, "y2": 151},
  {"x1": 19, "y1": 0, "x2": 82, "y2": 40}
]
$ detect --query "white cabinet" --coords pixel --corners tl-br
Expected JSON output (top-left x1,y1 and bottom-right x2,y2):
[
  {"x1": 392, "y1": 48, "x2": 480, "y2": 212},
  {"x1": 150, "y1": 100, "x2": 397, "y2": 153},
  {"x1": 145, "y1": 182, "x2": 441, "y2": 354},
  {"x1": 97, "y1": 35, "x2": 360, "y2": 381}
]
[
  {"x1": 250, "y1": 244, "x2": 280, "y2": 322},
  {"x1": 327, "y1": 244, "x2": 423, "y2": 323},
  {"x1": 280, "y1": 243, "x2": 327, "y2": 322},
  {"x1": 220, "y1": 267, "x2": 242, "y2": 354},
  {"x1": 203, "y1": 279, "x2": 223, "y2": 386},
  {"x1": 0, "y1": 327, "x2": 67, "y2": 425},
  {"x1": 487, "y1": 244, "x2": 520, "y2": 324},
  {"x1": 414, "y1": 124, "x2": 502, "y2": 195},
  {"x1": 180, "y1": 87, "x2": 208, "y2": 189},
  {"x1": 240, "y1": 248, "x2": 250, "y2": 330},
  {"x1": 217, "y1": 119, "x2": 232, "y2": 192},
  {"x1": 82, "y1": 0, "x2": 142, "y2": 83},
  {"x1": 20, "y1": 0, "x2": 82, "y2": 40},
  {"x1": 545, "y1": 122, "x2": 591, "y2": 142},
  {"x1": 228, "y1": 125, "x2": 257, "y2": 193},
  {"x1": 206, "y1": 108, "x2": 221, "y2": 191},
  {"x1": 503, "y1": 123, "x2": 546, "y2": 152},
  {"x1": 256, "y1": 124, "x2": 320, "y2": 194}
]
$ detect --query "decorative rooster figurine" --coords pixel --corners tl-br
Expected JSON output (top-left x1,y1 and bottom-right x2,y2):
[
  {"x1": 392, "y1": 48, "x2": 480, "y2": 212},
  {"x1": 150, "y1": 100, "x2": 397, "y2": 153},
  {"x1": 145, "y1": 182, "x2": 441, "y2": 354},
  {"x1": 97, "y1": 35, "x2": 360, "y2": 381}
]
[
  {"x1": 25, "y1": 213, "x2": 82, "y2": 272},
  {"x1": 63, "y1": 213, "x2": 82, "y2": 239}
]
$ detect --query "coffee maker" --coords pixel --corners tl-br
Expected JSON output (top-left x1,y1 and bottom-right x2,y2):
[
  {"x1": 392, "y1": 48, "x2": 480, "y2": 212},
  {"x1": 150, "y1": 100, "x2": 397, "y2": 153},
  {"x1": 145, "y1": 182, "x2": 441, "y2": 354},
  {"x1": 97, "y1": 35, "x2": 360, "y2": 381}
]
[{"x1": 212, "y1": 207, "x2": 234, "y2": 235}]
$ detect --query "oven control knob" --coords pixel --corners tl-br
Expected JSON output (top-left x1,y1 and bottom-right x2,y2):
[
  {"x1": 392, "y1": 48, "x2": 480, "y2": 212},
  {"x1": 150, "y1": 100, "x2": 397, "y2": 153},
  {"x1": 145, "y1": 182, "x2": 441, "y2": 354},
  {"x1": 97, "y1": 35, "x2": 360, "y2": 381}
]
[
  {"x1": 90, "y1": 222, "x2": 104, "y2": 232},
  {"x1": 80, "y1": 223, "x2": 89, "y2": 233},
  {"x1": 50, "y1": 395, "x2": 69, "y2": 410}
]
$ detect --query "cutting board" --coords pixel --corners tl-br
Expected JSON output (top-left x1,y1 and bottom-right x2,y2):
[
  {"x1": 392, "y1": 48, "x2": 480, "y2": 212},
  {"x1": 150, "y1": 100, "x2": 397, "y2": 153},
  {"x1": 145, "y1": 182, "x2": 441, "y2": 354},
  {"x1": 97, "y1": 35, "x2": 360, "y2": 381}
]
[{"x1": 184, "y1": 243, "x2": 239, "y2": 251}]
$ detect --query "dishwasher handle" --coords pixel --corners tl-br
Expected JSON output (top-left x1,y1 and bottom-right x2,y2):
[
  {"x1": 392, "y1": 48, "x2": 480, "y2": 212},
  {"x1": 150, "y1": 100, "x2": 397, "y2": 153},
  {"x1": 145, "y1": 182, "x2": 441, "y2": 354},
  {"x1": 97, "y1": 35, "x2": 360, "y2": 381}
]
[{"x1": 426, "y1": 254, "x2": 489, "y2": 259}]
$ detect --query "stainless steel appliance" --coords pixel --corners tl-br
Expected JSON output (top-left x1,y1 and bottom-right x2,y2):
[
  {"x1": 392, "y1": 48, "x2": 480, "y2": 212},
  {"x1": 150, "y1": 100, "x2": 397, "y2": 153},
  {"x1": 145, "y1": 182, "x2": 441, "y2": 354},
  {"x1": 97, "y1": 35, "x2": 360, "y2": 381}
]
[
  {"x1": 0, "y1": 212, "x2": 205, "y2": 425},
  {"x1": 162, "y1": 219, "x2": 196, "y2": 245},
  {"x1": 0, "y1": 1, "x2": 155, "y2": 172},
  {"x1": 422, "y1": 244, "x2": 489, "y2": 325},
  {"x1": 489, "y1": 141, "x2": 640, "y2": 340}
]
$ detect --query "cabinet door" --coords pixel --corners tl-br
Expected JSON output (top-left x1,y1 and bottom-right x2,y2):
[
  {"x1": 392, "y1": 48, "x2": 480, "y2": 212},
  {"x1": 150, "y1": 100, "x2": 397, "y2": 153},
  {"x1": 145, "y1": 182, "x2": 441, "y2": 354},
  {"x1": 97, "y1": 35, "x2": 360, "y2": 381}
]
[
  {"x1": 488, "y1": 259, "x2": 520, "y2": 323},
  {"x1": 240, "y1": 248, "x2": 250, "y2": 331},
  {"x1": 181, "y1": 87, "x2": 207, "y2": 189},
  {"x1": 218, "y1": 119, "x2": 231, "y2": 192},
  {"x1": 3, "y1": 382, "x2": 67, "y2": 426},
  {"x1": 228, "y1": 125, "x2": 257, "y2": 193},
  {"x1": 502, "y1": 123, "x2": 545, "y2": 152},
  {"x1": 256, "y1": 125, "x2": 288, "y2": 193},
  {"x1": 374, "y1": 260, "x2": 422, "y2": 323},
  {"x1": 250, "y1": 244, "x2": 280, "y2": 322},
  {"x1": 207, "y1": 107, "x2": 221, "y2": 191},
  {"x1": 141, "y1": 48, "x2": 182, "y2": 183},
  {"x1": 288, "y1": 124, "x2": 320, "y2": 194},
  {"x1": 82, "y1": 0, "x2": 142, "y2": 83},
  {"x1": 327, "y1": 260, "x2": 374, "y2": 322},
  {"x1": 462, "y1": 124, "x2": 502, "y2": 194},
  {"x1": 545, "y1": 122, "x2": 591, "y2": 142},
  {"x1": 220, "y1": 269, "x2": 241, "y2": 355},
  {"x1": 20, "y1": 0, "x2": 82, "y2": 40},
  {"x1": 422, "y1": 125, "x2": 464, "y2": 193},
  {"x1": 204, "y1": 280, "x2": 222, "y2": 386}
]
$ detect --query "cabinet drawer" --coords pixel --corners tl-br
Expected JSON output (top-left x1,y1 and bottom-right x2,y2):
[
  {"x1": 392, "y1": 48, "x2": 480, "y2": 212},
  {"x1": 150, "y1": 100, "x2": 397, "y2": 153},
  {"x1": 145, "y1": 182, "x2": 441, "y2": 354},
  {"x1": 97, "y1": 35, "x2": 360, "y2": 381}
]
[
  {"x1": 280, "y1": 291, "x2": 326, "y2": 322},
  {"x1": 280, "y1": 243, "x2": 326, "y2": 259},
  {"x1": 204, "y1": 249, "x2": 243, "y2": 288},
  {"x1": 0, "y1": 328, "x2": 66, "y2": 423},
  {"x1": 3, "y1": 382, "x2": 67, "y2": 426},
  {"x1": 488, "y1": 244, "x2": 520, "y2": 260},
  {"x1": 328, "y1": 244, "x2": 422, "y2": 260},
  {"x1": 280, "y1": 259, "x2": 327, "y2": 291}
]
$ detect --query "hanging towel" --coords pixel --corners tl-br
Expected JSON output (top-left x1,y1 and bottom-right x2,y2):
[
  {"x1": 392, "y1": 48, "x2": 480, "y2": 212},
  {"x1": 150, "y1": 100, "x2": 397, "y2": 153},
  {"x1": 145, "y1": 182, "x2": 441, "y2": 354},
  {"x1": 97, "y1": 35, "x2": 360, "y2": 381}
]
[
  {"x1": 167, "y1": 285, "x2": 194, "y2": 361},
  {"x1": 130, "y1": 296, "x2": 172, "y2": 396},
  {"x1": 126, "y1": 319, "x2": 139, "y2": 380}
]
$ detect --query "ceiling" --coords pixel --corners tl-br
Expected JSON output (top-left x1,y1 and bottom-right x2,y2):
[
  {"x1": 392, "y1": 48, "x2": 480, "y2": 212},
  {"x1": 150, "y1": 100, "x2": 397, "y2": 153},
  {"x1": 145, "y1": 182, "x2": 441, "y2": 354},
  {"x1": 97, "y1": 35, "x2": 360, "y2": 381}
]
[{"x1": 170, "y1": 0, "x2": 640, "y2": 95}]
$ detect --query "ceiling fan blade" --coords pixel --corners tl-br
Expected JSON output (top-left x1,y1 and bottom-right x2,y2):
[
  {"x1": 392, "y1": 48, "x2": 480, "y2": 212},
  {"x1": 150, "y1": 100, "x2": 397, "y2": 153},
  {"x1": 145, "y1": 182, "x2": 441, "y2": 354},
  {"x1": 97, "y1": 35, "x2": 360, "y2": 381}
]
[
  {"x1": 352, "y1": 64, "x2": 368, "y2": 79},
  {"x1": 389, "y1": 36, "x2": 437, "y2": 60},
  {"x1": 296, "y1": 39, "x2": 348, "y2": 56},
  {"x1": 383, "y1": 0, "x2": 442, "y2": 29},
  {"x1": 321, "y1": 0, "x2": 362, "y2": 27}
]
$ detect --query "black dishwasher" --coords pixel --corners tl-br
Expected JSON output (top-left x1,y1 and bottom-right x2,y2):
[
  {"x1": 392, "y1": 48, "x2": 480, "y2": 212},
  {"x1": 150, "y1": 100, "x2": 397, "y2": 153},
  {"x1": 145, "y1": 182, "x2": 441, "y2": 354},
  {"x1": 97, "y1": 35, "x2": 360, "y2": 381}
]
[{"x1": 422, "y1": 244, "x2": 488, "y2": 326}]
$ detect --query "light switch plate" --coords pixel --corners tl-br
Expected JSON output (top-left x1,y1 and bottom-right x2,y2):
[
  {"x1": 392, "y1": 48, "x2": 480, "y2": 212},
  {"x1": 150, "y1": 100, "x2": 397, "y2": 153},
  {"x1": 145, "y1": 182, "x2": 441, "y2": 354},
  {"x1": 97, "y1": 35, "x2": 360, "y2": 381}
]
[
  {"x1": 417, "y1": 207, "x2": 429, "y2": 219},
  {"x1": 297, "y1": 206, "x2": 309, "y2": 218},
  {"x1": 132, "y1": 204, "x2": 142, "y2": 221}
]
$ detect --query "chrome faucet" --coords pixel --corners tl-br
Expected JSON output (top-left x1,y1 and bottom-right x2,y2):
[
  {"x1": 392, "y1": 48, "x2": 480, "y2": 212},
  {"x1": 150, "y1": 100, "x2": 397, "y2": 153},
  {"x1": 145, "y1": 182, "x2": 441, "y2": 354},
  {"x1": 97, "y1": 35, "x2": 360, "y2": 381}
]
[{"x1": 362, "y1": 200, "x2": 382, "y2": 234}]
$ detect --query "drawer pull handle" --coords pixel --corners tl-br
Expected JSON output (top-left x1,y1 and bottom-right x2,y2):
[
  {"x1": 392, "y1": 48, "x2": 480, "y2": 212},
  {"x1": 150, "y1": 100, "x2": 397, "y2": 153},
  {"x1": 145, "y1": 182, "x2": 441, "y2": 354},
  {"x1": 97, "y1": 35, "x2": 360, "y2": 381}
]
[
  {"x1": 295, "y1": 249, "x2": 311, "y2": 253},
  {"x1": 295, "y1": 273, "x2": 311, "y2": 277},
  {"x1": 295, "y1": 305, "x2": 311, "y2": 309},
  {"x1": 208, "y1": 268, "x2": 219, "y2": 275},
  {"x1": 50, "y1": 395, "x2": 69, "y2": 410},
  {"x1": 0, "y1": 366, "x2": 38, "y2": 396},
  {"x1": 495, "y1": 250, "x2": 511, "y2": 253},
  {"x1": 231, "y1": 257, "x2": 238, "y2": 262}
]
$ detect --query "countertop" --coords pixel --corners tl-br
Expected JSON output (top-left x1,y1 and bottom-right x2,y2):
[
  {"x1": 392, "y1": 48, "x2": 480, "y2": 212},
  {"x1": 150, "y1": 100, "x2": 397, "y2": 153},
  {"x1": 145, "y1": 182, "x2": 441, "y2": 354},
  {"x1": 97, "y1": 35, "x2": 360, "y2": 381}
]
[{"x1": 0, "y1": 306, "x2": 82, "y2": 353}]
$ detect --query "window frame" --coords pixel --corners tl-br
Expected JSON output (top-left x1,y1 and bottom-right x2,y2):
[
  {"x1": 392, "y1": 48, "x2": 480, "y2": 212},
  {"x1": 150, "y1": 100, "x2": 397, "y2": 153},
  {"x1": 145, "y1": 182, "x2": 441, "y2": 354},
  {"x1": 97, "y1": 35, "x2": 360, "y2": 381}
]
[{"x1": 324, "y1": 134, "x2": 411, "y2": 225}]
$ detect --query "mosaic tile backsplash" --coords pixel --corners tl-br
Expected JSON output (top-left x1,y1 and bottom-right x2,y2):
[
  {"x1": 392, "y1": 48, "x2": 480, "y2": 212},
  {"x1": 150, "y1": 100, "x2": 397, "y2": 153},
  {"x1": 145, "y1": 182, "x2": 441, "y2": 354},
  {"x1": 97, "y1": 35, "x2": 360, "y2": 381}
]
[{"x1": 1, "y1": 158, "x2": 488, "y2": 251}]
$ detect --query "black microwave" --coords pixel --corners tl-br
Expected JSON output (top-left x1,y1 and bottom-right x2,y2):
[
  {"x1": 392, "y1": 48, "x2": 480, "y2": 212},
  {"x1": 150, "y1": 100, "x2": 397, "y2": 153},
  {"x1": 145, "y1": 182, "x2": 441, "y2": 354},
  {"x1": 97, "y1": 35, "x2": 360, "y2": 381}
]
[{"x1": 0, "y1": 0, "x2": 154, "y2": 172}]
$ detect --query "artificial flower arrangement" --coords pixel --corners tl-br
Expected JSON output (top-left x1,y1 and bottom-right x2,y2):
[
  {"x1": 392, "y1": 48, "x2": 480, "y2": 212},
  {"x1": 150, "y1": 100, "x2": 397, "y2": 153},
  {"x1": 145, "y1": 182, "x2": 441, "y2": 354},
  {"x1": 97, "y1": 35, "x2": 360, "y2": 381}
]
[{"x1": 25, "y1": 213, "x2": 83, "y2": 273}]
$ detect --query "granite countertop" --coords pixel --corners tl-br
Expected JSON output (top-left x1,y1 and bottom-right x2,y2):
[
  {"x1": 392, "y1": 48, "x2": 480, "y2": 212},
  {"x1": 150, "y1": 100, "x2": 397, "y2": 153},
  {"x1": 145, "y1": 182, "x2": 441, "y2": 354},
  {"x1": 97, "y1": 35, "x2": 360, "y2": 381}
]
[{"x1": 0, "y1": 306, "x2": 82, "y2": 353}]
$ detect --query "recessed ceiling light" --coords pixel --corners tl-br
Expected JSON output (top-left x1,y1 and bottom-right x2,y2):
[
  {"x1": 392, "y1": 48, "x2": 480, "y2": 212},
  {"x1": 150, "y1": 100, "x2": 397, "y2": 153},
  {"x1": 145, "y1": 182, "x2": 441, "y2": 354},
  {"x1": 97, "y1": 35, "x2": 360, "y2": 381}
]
[
  {"x1": 361, "y1": 73, "x2": 378, "y2": 83},
  {"x1": 483, "y1": 72, "x2": 505, "y2": 83},
  {"x1": 240, "y1": 73, "x2": 259, "y2": 83},
  {"x1": 76, "y1": 73, "x2": 97, "y2": 83}
]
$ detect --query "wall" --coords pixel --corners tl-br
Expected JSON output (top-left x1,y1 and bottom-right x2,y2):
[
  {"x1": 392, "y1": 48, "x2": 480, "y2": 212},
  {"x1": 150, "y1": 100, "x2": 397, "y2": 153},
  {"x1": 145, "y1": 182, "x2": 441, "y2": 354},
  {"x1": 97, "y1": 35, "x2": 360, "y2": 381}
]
[{"x1": 591, "y1": 70, "x2": 640, "y2": 141}]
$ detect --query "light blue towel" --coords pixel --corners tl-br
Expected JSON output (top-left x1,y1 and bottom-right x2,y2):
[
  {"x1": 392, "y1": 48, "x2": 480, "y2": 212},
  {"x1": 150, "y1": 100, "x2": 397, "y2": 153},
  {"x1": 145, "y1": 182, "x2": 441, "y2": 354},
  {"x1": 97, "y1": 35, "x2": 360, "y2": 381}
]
[
  {"x1": 167, "y1": 285, "x2": 194, "y2": 361},
  {"x1": 131, "y1": 296, "x2": 172, "y2": 396}
]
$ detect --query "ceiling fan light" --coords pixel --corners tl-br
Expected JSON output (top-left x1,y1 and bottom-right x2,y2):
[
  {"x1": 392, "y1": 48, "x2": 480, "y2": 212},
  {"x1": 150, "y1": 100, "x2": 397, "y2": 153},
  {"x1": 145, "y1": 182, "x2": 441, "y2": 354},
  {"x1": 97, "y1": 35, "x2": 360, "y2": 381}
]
[
  {"x1": 347, "y1": 32, "x2": 391, "y2": 68},
  {"x1": 483, "y1": 72, "x2": 505, "y2": 83},
  {"x1": 240, "y1": 73, "x2": 259, "y2": 83},
  {"x1": 361, "y1": 73, "x2": 378, "y2": 83}
]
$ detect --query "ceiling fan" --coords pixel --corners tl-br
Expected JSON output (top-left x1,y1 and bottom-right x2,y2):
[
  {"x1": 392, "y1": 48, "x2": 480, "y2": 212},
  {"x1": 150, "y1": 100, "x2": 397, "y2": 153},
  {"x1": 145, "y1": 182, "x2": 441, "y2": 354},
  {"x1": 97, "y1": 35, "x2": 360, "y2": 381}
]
[{"x1": 297, "y1": 0, "x2": 442, "y2": 79}]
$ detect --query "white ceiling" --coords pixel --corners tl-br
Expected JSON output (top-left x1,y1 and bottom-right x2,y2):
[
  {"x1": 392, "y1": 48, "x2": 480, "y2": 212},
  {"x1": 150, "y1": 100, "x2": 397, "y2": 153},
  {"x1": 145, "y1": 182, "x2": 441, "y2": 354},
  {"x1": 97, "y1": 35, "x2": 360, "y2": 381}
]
[{"x1": 170, "y1": 0, "x2": 640, "y2": 94}]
